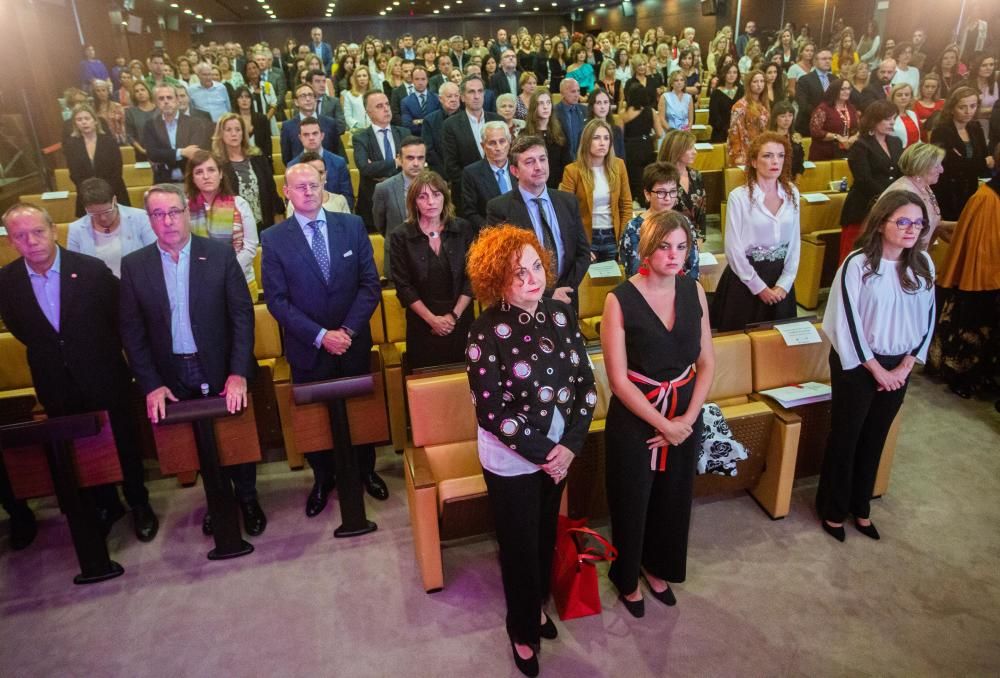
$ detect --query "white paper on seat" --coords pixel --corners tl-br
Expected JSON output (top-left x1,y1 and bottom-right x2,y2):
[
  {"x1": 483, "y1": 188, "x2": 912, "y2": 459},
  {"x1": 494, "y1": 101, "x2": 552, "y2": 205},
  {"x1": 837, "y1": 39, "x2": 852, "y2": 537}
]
[
  {"x1": 695, "y1": 142, "x2": 714, "y2": 150},
  {"x1": 691, "y1": 124, "x2": 707, "y2": 130},
  {"x1": 698, "y1": 251, "x2": 718, "y2": 266},
  {"x1": 803, "y1": 161, "x2": 817, "y2": 169},
  {"x1": 696, "y1": 108, "x2": 709, "y2": 113},
  {"x1": 133, "y1": 161, "x2": 152, "y2": 169},
  {"x1": 40, "y1": 191, "x2": 70, "y2": 200},
  {"x1": 759, "y1": 382, "x2": 831, "y2": 408},
  {"x1": 774, "y1": 321, "x2": 822, "y2": 346},
  {"x1": 802, "y1": 193, "x2": 830, "y2": 204},
  {"x1": 588, "y1": 260, "x2": 623, "y2": 279},
  {"x1": 0, "y1": 226, "x2": 6, "y2": 236}
]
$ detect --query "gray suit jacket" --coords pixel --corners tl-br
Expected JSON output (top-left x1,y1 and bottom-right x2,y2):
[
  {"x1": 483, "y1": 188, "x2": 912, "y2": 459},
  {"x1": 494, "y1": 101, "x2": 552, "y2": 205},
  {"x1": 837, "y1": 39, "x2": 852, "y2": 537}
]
[{"x1": 371, "y1": 172, "x2": 408, "y2": 278}]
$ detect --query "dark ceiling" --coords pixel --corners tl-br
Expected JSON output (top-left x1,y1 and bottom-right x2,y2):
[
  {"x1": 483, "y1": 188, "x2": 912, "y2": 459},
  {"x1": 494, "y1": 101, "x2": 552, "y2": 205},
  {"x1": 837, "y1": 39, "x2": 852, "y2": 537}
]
[{"x1": 147, "y1": 0, "x2": 606, "y2": 23}]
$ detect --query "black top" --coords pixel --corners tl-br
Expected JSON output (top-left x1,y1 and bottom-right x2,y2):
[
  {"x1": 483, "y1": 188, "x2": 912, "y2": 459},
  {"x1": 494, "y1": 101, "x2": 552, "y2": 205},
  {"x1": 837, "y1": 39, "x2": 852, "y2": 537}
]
[
  {"x1": 931, "y1": 120, "x2": 990, "y2": 220},
  {"x1": 542, "y1": 128, "x2": 570, "y2": 188},
  {"x1": 466, "y1": 298, "x2": 597, "y2": 463},
  {"x1": 389, "y1": 217, "x2": 473, "y2": 309},
  {"x1": 64, "y1": 133, "x2": 129, "y2": 216},
  {"x1": 223, "y1": 154, "x2": 284, "y2": 231},
  {"x1": 623, "y1": 106, "x2": 654, "y2": 140},
  {"x1": 709, "y1": 86, "x2": 742, "y2": 143},
  {"x1": 625, "y1": 75, "x2": 662, "y2": 108},
  {"x1": 840, "y1": 133, "x2": 904, "y2": 226},
  {"x1": 548, "y1": 58, "x2": 566, "y2": 92}
]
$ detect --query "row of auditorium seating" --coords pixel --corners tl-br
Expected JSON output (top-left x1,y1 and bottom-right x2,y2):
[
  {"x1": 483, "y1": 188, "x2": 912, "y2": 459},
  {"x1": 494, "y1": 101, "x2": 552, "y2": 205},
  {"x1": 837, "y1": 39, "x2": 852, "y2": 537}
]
[{"x1": 401, "y1": 322, "x2": 904, "y2": 592}]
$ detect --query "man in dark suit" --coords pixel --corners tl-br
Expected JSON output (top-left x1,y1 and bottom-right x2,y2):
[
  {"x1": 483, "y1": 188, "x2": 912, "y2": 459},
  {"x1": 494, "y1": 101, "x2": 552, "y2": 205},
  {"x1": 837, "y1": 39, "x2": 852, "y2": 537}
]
[
  {"x1": 489, "y1": 48, "x2": 521, "y2": 96},
  {"x1": 390, "y1": 61, "x2": 416, "y2": 127},
  {"x1": 448, "y1": 36, "x2": 467, "y2": 72},
  {"x1": 486, "y1": 135, "x2": 590, "y2": 307},
  {"x1": 795, "y1": 48, "x2": 834, "y2": 136},
  {"x1": 858, "y1": 58, "x2": 897, "y2": 111},
  {"x1": 280, "y1": 83, "x2": 343, "y2": 166},
  {"x1": 490, "y1": 28, "x2": 512, "y2": 62},
  {"x1": 256, "y1": 51, "x2": 288, "y2": 110},
  {"x1": 429, "y1": 55, "x2": 454, "y2": 93},
  {"x1": 373, "y1": 136, "x2": 426, "y2": 277},
  {"x1": 0, "y1": 203, "x2": 159, "y2": 548},
  {"x1": 175, "y1": 86, "x2": 213, "y2": 126},
  {"x1": 400, "y1": 66, "x2": 441, "y2": 136},
  {"x1": 287, "y1": 117, "x2": 355, "y2": 210},
  {"x1": 353, "y1": 91, "x2": 409, "y2": 231},
  {"x1": 119, "y1": 184, "x2": 264, "y2": 537},
  {"x1": 461, "y1": 121, "x2": 516, "y2": 233},
  {"x1": 309, "y1": 27, "x2": 334, "y2": 71},
  {"x1": 464, "y1": 63, "x2": 497, "y2": 113},
  {"x1": 396, "y1": 33, "x2": 417, "y2": 60},
  {"x1": 422, "y1": 82, "x2": 461, "y2": 177},
  {"x1": 142, "y1": 84, "x2": 212, "y2": 184},
  {"x1": 554, "y1": 78, "x2": 587, "y2": 156},
  {"x1": 262, "y1": 163, "x2": 386, "y2": 513},
  {"x1": 309, "y1": 70, "x2": 347, "y2": 150},
  {"x1": 442, "y1": 75, "x2": 502, "y2": 205}
]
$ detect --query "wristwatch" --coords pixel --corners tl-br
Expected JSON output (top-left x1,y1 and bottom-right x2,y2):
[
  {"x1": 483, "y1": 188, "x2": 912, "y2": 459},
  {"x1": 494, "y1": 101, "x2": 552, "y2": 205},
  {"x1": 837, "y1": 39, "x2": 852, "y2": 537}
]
[{"x1": 340, "y1": 326, "x2": 356, "y2": 339}]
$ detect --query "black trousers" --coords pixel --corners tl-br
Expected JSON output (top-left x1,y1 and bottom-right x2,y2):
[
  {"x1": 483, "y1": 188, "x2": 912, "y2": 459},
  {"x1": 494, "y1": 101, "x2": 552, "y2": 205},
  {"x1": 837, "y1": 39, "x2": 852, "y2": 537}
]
[
  {"x1": 606, "y1": 412, "x2": 700, "y2": 594},
  {"x1": 816, "y1": 350, "x2": 908, "y2": 523},
  {"x1": 291, "y1": 346, "x2": 375, "y2": 485},
  {"x1": 483, "y1": 468, "x2": 564, "y2": 647},
  {"x1": 172, "y1": 355, "x2": 257, "y2": 503}
]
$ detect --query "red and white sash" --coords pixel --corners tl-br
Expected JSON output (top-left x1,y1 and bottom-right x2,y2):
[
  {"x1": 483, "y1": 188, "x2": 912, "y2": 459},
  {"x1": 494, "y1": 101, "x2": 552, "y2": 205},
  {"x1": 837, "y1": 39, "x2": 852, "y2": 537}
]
[{"x1": 627, "y1": 365, "x2": 697, "y2": 471}]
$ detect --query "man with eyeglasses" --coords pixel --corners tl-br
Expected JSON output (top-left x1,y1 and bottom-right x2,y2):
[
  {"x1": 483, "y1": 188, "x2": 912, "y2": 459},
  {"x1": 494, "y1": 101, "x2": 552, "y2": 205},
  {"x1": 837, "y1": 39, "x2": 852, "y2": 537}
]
[
  {"x1": 261, "y1": 163, "x2": 386, "y2": 513},
  {"x1": 0, "y1": 202, "x2": 160, "y2": 549},
  {"x1": 119, "y1": 184, "x2": 264, "y2": 537},
  {"x1": 280, "y1": 83, "x2": 343, "y2": 166},
  {"x1": 66, "y1": 178, "x2": 156, "y2": 278}
]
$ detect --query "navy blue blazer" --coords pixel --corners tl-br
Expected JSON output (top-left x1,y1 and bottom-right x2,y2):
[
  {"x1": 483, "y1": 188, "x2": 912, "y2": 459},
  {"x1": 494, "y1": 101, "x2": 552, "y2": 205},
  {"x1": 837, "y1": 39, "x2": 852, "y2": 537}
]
[
  {"x1": 260, "y1": 211, "x2": 381, "y2": 378},
  {"x1": 310, "y1": 42, "x2": 334, "y2": 71},
  {"x1": 401, "y1": 90, "x2": 442, "y2": 136},
  {"x1": 280, "y1": 113, "x2": 342, "y2": 165}
]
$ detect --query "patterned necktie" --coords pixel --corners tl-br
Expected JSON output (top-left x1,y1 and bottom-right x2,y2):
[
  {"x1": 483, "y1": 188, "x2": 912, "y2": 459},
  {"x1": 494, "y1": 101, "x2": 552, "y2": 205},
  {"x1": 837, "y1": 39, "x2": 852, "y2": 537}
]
[
  {"x1": 418, "y1": 92, "x2": 425, "y2": 110},
  {"x1": 380, "y1": 128, "x2": 392, "y2": 160},
  {"x1": 309, "y1": 220, "x2": 330, "y2": 282},
  {"x1": 531, "y1": 197, "x2": 559, "y2": 272},
  {"x1": 496, "y1": 168, "x2": 510, "y2": 192}
]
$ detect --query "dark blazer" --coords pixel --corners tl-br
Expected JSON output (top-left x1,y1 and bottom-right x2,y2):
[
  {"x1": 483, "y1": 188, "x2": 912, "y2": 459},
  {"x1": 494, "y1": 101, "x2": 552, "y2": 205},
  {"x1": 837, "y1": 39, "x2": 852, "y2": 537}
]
[
  {"x1": 316, "y1": 95, "x2": 348, "y2": 144},
  {"x1": 708, "y1": 86, "x2": 743, "y2": 144},
  {"x1": 553, "y1": 101, "x2": 587, "y2": 155},
  {"x1": 989, "y1": 104, "x2": 1000, "y2": 157},
  {"x1": 401, "y1": 90, "x2": 441, "y2": 136},
  {"x1": 794, "y1": 70, "x2": 826, "y2": 136},
  {"x1": 64, "y1": 134, "x2": 130, "y2": 217},
  {"x1": 372, "y1": 171, "x2": 407, "y2": 278},
  {"x1": 931, "y1": 120, "x2": 990, "y2": 220},
  {"x1": 0, "y1": 248, "x2": 133, "y2": 414},
  {"x1": 119, "y1": 236, "x2": 255, "y2": 396},
  {"x1": 184, "y1": 108, "x2": 213, "y2": 125},
  {"x1": 389, "y1": 217, "x2": 473, "y2": 309},
  {"x1": 352, "y1": 124, "x2": 409, "y2": 231},
  {"x1": 260, "y1": 211, "x2": 380, "y2": 381},
  {"x1": 421, "y1": 108, "x2": 455, "y2": 177},
  {"x1": 140, "y1": 114, "x2": 212, "y2": 184},
  {"x1": 390, "y1": 83, "x2": 413, "y2": 127},
  {"x1": 450, "y1": 51, "x2": 468, "y2": 70},
  {"x1": 548, "y1": 58, "x2": 567, "y2": 92},
  {"x1": 840, "y1": 133, "x2": 903, "y2": 226},
  {"x1": 461, "y1": 158, "x2": 517, "y2": 232},
  {"x1": 533, "y1": 53, "x2": 549, "y2": 87},
  {"x1": 489, "y1": 69, "x2": 522, "y2": 96},
  {"x1": 485, "y1": 188, "x2": 591, "y2": 296},
  {"x1": 856, "y1": 82, "x2": 888, "y2": 112},
  {"x1": 280, "y1": 113, "x2": 342, "y2": 165},
  {"x1": 441, "y1": 110, "x2": 502, "y2": 190},
  {"x1": 223, "y1": 154, "x2": 284, "y2": 231},
  {"x1": 243, "y1": 111, "x2": 273, "y2": 160},
  {"x1": 311, "y1": 42, "x2": 334, "y2": 71}
]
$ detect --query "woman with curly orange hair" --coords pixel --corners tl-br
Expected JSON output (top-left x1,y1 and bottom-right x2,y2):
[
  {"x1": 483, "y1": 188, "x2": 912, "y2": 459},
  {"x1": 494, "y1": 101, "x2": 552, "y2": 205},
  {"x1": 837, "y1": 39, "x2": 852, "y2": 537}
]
[{"x1": 465, "y1": 224, "x2": 597, "y2": 677}]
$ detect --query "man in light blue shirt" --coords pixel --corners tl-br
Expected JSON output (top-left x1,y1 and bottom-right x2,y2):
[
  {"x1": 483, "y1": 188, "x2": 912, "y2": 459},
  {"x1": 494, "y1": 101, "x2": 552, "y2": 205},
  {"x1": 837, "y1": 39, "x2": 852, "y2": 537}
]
[{"x1": 188, "y1": 62, "x2": 232, "y2": 122}]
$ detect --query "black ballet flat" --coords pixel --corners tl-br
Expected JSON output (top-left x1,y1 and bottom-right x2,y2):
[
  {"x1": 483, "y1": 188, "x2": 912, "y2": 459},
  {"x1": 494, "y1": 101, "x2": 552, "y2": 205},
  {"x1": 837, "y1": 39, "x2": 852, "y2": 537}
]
[
  {"x1": 822, "y1": 520, "x2": 846, "y2": 542},
  {"x1": 539, "y1": 613, "x2": 558, "y2": 640},
  {"x1": 641, "y1": 574, "x2": 677, "y2": 606},
  {"x1": 510, "y1": 641, "x2": 539, "y2": 677},
  {"x1": 854, "y1": 520, "x2": 881, "y2": 540},
  {"x1": 949, "y1": 381, "x2": 973, "y2": 399},
  {"x1": 619, "y1": 594, "x2": 645, "y2": 618}
]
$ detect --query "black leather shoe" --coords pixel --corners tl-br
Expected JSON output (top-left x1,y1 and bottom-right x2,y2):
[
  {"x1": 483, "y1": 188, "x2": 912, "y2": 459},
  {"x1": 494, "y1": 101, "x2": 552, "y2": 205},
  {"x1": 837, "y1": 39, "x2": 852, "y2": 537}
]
[
  {"x1": 539, "y1": 613, "x2": 558, "y2": 640},
  {"x1": 240, "y1": 499, "x2": 267, "y2": 536},
  {"x1": 305, "y1": 479, "x2": 335, "y2": 517},
  {"x1": 97, "y1": 501, "x2": 127, "y2": 538},
  {"x1": 949, "y1": 380, "x2": 973, "y2": 399},
  {"x1": 131, "y1": 504, "x2": 159, "y2": 542},
  {"x1": 202, "y1": 512, "x2": 213, "y2": 536},
  {"x1": 854, "y1": 520, "x2": 881, "y2": 540},
  {"x1": 510, "y1": 641, "x2": 539, "y2": 677},
  {"x1": 9, "y1": 510, "x2": 37, "y2": 551},
  {"x1": 822, "y1": 520, "x2": 846, "y2": 542},
  {"x1": 642, "y1": 574, "x2": 677, "y2": 606},
  {"x1": 363, "y1": 472, "x2": 389, "y2": 501},
  {"x1": 619, "y1": 594, "x2": 645, "y2": 618}
]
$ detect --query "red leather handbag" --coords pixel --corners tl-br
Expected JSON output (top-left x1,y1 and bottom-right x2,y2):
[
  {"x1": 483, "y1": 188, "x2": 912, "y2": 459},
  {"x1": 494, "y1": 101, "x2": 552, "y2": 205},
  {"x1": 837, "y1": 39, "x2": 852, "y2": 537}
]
[{"x1": 550, "y1": 515, "x2": 618, "y2": 620}]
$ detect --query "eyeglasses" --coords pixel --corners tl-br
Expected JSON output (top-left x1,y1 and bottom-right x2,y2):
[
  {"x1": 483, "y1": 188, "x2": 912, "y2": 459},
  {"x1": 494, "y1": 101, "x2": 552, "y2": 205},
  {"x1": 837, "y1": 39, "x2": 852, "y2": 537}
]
[
  {"x1": 288, "y1": 182, "x2": 322, "y2": 194},
  {"x1": 648, "y1": 188, "x2": 679, "y2": 200},
  {"x1": 886, "y1": 217, "x2": 927, "y2": 231},
  {"x1": 513, "y1": 260, "x2": 545, "y2": 283},
  {"x1": 149, "y1": 207, "x2": 187, "y2": 222},
  {"x1": 85, "y1": 202, "x2": 117, "y2": 218}
]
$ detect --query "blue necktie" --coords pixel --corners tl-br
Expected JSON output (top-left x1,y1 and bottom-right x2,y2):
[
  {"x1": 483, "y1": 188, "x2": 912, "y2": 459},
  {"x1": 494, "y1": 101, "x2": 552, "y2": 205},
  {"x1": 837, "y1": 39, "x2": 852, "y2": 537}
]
[
  {"x1": 496, "y1": 168, "x2": 510, "y2": 192},
  {"x1": 418, "y1": 92, "x2": 425, "y2": 110},
  {"x1": 309, "y1": 220, "x2": 330, "y2": 282},
  {"x1": 380, "y1": 128, "x2": 392, "y2": 160}
]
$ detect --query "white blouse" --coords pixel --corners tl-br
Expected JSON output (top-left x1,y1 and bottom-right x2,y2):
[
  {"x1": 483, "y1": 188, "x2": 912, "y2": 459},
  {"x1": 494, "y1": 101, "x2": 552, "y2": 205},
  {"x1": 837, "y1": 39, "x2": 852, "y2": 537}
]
[
  {"x1": 723, "y1": 183, "x2": 801, "y2": 295},
  {"x1": 591, "y1": 166, "x2": 612, "y2": 230},
  {"x1": 891, "y1": 65, "x2": 920, "y2": 93},
  {"x1": 823, "y1": 251, "x2": 936, "y2": 370},
  {"x1": 891, "y1": 110, "x2": 921, "y2": 148},
  {"x1": 479, "y1": 407, "x2": 565, "y2": 477},
  {"x1": 343, "y1": 91, "x2": 370, "y2": 130}
]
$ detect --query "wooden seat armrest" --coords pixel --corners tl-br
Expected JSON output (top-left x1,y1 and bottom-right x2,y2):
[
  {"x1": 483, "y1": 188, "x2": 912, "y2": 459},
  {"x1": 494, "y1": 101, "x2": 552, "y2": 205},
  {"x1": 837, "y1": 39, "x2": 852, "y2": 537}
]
[
  {"x1": 404, "y1": 446, "x2": 437, "y2": 490},
  {"x1": 749, "y1": 393, "x2": 802, "y2": 425}
]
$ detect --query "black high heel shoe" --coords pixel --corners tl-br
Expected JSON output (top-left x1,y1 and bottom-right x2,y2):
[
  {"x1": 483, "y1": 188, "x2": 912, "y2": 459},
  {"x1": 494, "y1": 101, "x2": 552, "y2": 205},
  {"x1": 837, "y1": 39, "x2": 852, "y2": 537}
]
[
  {"x1": 539, "y1": 613, "x2": 558, "y2": 640},
  {"x1": 510, "y1": 641, "x2": 539, "y2": 677},
  {"x1": 854, "y1": 520, "x2": 881, "y2": 540},
  {"x1": 822, "y1": 520, "x2": 846, "y2": 542}
]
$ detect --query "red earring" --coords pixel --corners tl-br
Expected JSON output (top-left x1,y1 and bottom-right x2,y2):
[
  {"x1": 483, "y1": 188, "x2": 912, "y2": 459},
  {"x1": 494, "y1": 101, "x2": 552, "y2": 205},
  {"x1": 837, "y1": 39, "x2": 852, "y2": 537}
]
[{"x1": 638, "y1": 260, "x2": 650, "y2": 276}]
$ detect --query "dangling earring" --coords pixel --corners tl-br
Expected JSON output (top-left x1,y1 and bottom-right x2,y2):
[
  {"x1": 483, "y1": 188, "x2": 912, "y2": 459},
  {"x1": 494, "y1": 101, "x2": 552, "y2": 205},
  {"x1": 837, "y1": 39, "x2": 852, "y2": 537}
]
[
  {"x1": 638, "y1": 259, "x2": 650, "y2": 276},
  {"x1": 500, "y1": 297, "x2": 511, "y2": 312}
]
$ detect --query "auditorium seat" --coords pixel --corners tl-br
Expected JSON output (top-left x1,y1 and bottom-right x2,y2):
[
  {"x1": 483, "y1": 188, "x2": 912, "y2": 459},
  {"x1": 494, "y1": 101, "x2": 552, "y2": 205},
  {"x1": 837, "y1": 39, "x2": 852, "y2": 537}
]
[
  {"x1": 271, "y1": 135, "x2": 281, "y2": 157},
  {"x1": 747, "y1": 323, "x2": 901, "y2": 496},
  {"x1": 692, "y1": 123, "x2": 713, "y2": 142},
  {"x1": 119, "y1": 146, "x2": 136, "y2": 164},
  {"x1": 369, "y1": 233, "x2": 385, "y2": 278},
  {"x1": 693, "y1": 143, "x2": 726, "y2": 172},
  {"x1": 694, "y1": 108, "x2": 709, "y2": 126},
  {"x1": 345, "y1": 147, "x2": 356, "y2": 169},
  {"x1": 341, "y1": 132, "x2": 352, "y2": 149},
  {"x1": 53, "y1": 168, "x2": 73, "y2": 191},
  {"x1": 127, "y1": 186, "x2": 150, "y2": 207},
  {"x1": 0, "y1": 332, "x2": 37, "y2": 415},
  {"x1": 830, "y1": 158, "x2": 853, "y2": 188},
  {"x1": 350, "y1": 168, "x2": 360, "y2": 196},
  {"x1": 381, "y1": 288, "x2": 409, "y2": 452},
  {"x1": 274, "y1": 174, "x2": 285, "y2": 196},
  {"x1": 798, "y1": 161, "x2": 834, "y2": 194},
  {"x1": 577, "y1": 267, "x2": 623, "y2": 340},
  {"x1": 19, "y1": 193, "x2": 76, "y2": 223},
  {"x1": 122, "y1": 163, "x2": 154, "y2": 187}
]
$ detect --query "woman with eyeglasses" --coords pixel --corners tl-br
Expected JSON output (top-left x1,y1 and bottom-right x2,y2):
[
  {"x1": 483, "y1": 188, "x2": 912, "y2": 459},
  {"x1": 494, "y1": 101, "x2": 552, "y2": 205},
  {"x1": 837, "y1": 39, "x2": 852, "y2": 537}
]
[
  {"x1": 817, "y1": 190, "x2": 936, "y2": 542},
  {"x1": 67, "y1": 177, "x2": 156, "y2": 278},
  {"x1": 808, "y1": 77, "x2": 859, "y2": 160}
]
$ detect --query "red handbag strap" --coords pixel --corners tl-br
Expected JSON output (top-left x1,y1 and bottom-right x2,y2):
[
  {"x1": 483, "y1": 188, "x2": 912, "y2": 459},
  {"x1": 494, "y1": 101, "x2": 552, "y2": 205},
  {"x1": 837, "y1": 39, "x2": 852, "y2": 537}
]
[{"x1": 567, "y1": 527, "x2": 618, "y2": 562}]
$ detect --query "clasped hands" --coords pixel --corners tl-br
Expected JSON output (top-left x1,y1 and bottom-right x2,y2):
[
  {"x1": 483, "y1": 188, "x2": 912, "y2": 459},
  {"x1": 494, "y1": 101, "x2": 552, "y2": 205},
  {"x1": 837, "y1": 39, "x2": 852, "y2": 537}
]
[
  {"x1": 429, "y1": 313, "x2": 456, "y2": 336},
  {"x1": 757, "y1": 286, "x2": 787, "y2": 305},
  {"x1": 321, "y1": 329, "x2": 352, "y2": 355},
  {"x1": 145, "y1": 375, "x2": 248, "y2": 424},
  {"x1": 868, "y1": 359, "x2": 913, "y2": 392},
  {"x1": 646, "y1": 414, "x2": 695, "y2": 451},
  {"x1": 541, "y1": 443, "x2": 575, "y2": 482}
]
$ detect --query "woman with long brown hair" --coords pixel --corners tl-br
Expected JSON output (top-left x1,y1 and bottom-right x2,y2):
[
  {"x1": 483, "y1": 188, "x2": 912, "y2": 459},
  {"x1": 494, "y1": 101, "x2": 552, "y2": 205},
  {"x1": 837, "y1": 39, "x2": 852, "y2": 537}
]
[
  {"x1": 524, "y1": 88, "x2": 570, "y2": 188},
  {"x1": 808, "y1": 76, "x2": 859, "y2": 160},
  {"x1": 727, "y1": 69, "x2": 769, "y2": 165},
  {"x1": 930, "y1": 86, "x2": 993, "y2": 220}
]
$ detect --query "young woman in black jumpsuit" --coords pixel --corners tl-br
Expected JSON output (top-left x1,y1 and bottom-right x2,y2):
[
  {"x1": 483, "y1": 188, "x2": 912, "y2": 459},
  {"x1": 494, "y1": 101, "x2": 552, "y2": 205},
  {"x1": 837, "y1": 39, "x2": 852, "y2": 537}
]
[{"x1": 600, "y1": 211, "x2": 715, "y2": 617}]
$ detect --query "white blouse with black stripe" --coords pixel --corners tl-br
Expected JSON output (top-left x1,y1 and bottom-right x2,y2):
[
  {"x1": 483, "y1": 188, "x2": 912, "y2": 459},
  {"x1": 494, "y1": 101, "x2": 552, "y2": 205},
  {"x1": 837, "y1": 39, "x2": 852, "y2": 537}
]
[{"x1": 823, "y1": 250, "x2": 936, "y2": 371}]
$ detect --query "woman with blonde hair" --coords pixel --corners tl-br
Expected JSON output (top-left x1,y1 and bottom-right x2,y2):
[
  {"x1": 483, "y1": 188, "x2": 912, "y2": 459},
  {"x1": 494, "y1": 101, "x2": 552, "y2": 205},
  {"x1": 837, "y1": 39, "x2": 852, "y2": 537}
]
[
  {"x1": 214, "y1": 113, "x2": 283, "y2": 234},
  {"x1": 91, "y1": 79, "x2": 128, "y2": 145},
  {"x1": 727, "y1": 69, "x2": 770, "y2": 165},
  {"x1": 659, "y1": 70, "x2": 694, "y2": 132},
  {"x1": 881, "y1": 141, "x2": 952, "y2": 248},
  {"x1": 516, "y1": 71, "x2": 538, "y2": 120},
  {"x1": 343, "y1": 65, "x2": 373, "y2": 130},
  {"x1": 831, "y1": 32, "x2": 859, "y2": 77},
  {"x1": 382, "y1": 56, "x2": 404, "y2": 97},
  {"x1": 890, "y1": 83, "x2": 921, "y2": 148},
  {"x1": 64, "y1": 104, "x2": 130, "y2": 217},
  {"x1": 559, "y1": 118, "x2": 632, "y2": 261}
]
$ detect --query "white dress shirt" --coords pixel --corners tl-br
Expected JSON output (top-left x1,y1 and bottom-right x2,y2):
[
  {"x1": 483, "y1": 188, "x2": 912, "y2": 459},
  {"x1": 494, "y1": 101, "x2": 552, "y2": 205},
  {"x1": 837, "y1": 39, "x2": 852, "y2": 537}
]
[{"x1": 723, "y1": 183, "x2": 801, "y2": 295}]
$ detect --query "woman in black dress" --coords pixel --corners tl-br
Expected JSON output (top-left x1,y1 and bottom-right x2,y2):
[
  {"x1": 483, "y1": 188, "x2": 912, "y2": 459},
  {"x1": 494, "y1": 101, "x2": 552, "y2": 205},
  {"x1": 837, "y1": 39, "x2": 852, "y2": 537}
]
[
  {"x1": 622, "y1": 83, "x2": 664, "y2": 207},
  {"x1": 390, "y1": 170, "x2": 474, "y2": 370},
  {"x1": 709, "y1": 62, "x2": 743, "y2": 143},
  {"x1": 64, "y1": 104, "x2": 130, "y2": 217},
  {"x1": 601, "y1": 210, "x2": 714, "y2": 616},
  {"x1": 931, "y1": 86, "x2": 993, "y2": 221}
]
